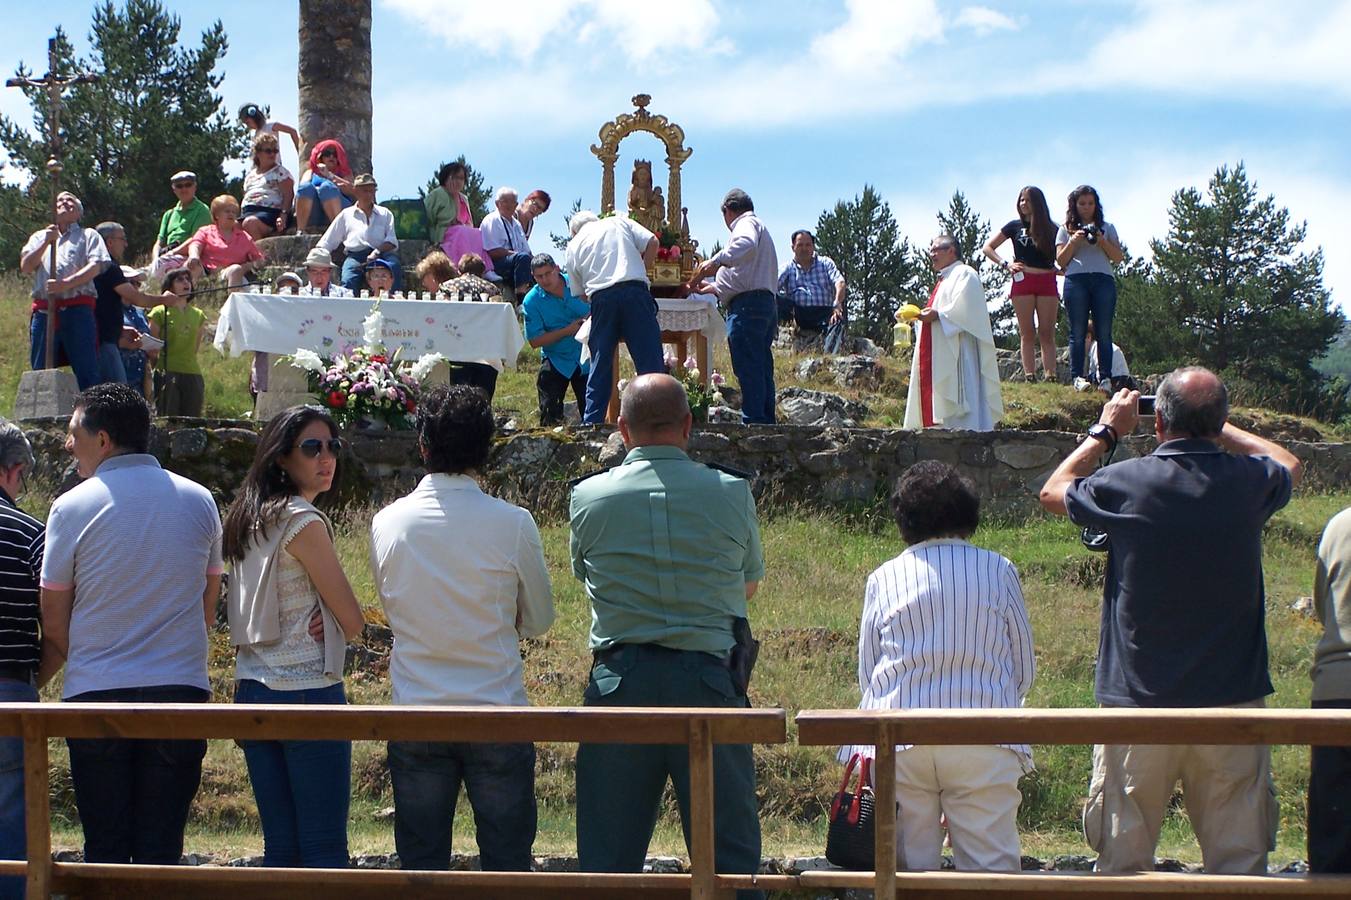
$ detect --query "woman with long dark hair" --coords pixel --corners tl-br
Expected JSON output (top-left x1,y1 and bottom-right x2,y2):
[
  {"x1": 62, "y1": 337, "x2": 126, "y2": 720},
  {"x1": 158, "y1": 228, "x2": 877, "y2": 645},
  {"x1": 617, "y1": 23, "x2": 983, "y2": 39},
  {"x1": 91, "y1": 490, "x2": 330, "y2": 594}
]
[
  {"x1": 222, "y1": 406, "x2": 365, "y2": 868},
  {"x1": 983, "y1": 186, "x2": 1060, "y2": 381},
  {"x1": 1056, "y1": 185, "x2": 1124, "y2": 392}
]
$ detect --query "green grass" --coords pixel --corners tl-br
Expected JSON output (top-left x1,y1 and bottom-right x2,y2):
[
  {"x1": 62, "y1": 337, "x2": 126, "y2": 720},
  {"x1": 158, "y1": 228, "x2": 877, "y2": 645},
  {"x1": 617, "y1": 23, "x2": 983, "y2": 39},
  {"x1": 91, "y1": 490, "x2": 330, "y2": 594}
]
[{"x1": 25, "y1": 492, "x2": 1346, "y2": 864}]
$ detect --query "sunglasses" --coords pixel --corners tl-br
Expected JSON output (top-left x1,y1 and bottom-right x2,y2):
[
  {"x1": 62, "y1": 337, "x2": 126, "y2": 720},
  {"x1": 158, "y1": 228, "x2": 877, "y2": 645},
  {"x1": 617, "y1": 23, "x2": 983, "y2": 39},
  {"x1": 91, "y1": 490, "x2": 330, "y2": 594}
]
[{"x1": 295, "y1": 437, "x2": 345, "y2": 458}]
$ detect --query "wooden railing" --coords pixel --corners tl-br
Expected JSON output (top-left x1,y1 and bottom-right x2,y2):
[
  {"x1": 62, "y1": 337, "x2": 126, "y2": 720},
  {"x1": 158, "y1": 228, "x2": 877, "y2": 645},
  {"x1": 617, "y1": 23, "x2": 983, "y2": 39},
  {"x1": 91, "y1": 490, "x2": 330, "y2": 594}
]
[
  {"x1": 4, "y1": 704, "x2": 1351, "y2": 898},
  {"x1": 796, "y1": 707, "x2": 1351, "y2": 899},
  {"x1": 0, "y1": 703, "x2": 788, "y2": 899}
]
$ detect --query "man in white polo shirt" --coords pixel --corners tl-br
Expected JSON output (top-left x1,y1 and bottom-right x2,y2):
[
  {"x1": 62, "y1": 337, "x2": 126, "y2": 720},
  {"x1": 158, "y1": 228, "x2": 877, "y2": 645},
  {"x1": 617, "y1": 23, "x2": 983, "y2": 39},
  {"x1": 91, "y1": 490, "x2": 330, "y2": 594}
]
[
  {"x1": 370, "y1": 384, "x2": 554, "y2": 872},
  {"x1": 564, "y1": 210, "x2": 665, "y2": 424},
  {"x1": 39, "y1": 383, "x2": 223, "y2": 866}
]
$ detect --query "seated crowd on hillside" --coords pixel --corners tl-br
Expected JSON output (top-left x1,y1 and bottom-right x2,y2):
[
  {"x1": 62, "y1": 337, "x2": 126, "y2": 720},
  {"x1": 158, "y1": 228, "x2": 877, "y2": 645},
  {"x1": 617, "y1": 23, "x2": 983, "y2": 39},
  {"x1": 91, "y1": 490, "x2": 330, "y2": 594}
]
[{"x1": 1, "y1": 360, "x2": 1348, "y2": 893}]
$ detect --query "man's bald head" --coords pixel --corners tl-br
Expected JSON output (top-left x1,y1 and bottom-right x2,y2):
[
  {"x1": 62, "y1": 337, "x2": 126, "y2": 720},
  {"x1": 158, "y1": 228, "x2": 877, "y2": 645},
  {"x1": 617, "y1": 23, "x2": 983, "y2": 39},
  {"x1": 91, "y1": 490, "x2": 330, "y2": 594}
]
[
  {"x1": 619, "y1": 374, "x2": 691, "y2": 447},
  {"x1": 1157, "y1": 366, "x2": 1228, "y2": 439}
]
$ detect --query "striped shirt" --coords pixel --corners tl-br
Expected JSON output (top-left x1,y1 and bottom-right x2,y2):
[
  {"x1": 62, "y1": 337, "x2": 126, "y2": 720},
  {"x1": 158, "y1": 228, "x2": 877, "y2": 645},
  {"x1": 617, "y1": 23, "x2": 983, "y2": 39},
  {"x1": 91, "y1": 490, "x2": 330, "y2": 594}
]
[
  {"x1": 41, "y1": 454, "x2": 223, "y2": 698},
  {"x1": 850, "y1": 538, "x2": 1035, "y2": 763},
  {"x1": 0, "y1": 489, "x2": 43, "y2": 676},
  {"x1": 777, "y1": 254, "x2": 844, "y2": 308}
]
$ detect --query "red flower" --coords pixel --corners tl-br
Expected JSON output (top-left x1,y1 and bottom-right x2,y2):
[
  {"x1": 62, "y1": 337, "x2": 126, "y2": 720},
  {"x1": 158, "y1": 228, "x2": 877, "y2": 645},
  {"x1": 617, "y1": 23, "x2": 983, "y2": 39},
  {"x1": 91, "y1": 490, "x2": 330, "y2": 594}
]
[
  {"x1": 328, "y1": 390, "x2": 347, "y2": 407},
  {"x1": 371, "y1": 355, "x2": 388, "y2": 364},
  {"x1": 405, "y1": 398, "x2": 416, "y2": 411}
]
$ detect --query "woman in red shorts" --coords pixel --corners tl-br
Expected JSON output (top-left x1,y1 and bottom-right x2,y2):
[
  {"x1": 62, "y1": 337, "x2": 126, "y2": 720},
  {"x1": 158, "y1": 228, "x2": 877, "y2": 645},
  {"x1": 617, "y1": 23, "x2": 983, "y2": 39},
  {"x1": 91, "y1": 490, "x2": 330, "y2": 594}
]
[{"x1": 983, "y1": 186, "x2": 1060, "y2": 382}]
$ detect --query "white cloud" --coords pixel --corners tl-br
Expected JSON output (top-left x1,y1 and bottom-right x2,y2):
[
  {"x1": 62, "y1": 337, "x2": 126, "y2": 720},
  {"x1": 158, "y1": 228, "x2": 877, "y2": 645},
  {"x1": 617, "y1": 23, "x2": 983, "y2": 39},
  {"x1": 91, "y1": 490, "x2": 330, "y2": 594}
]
[
  {"x1": 809, "y1": 0, "x2": 944, "y2": 72},
  {"x1": 1069, "y1": 0, "x2": 1351, "y2": 99},
  {"x1": 954, "y1": 6, "x2": 1017, "y2": 35},
  {"x1": 382, "y1": 0, "x2": 726, "y2": 63}
]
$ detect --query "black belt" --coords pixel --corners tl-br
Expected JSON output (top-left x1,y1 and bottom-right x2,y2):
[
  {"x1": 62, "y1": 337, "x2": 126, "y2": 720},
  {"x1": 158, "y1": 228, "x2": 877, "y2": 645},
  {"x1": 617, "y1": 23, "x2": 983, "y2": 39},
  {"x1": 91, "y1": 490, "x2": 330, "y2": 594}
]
[
  {"x1": 594, "y1": 643, "x2": 730, "y2": 665},
  {"x1": 0, "y1": 663, "x2": 36, "y2": 684}
]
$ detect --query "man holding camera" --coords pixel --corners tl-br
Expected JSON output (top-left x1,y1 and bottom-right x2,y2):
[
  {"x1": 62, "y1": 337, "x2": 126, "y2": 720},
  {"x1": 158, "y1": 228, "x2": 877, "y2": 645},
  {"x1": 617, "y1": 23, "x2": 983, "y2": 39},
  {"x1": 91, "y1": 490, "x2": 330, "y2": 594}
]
[
  {"x1": 1039, "y1": 367, "x2": 1301, "y2": 874},
  {"x1": 570, "y1": 373, "x2": 765, "y2": 899}
]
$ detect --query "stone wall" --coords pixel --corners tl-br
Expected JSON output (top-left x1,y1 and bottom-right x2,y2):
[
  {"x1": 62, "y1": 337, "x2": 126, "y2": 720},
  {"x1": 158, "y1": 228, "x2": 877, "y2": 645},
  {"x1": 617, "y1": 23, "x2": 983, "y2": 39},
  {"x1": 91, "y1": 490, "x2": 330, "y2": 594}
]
[{"x1": 20, "y1": 419, "x2": 1351, "y2": 521}]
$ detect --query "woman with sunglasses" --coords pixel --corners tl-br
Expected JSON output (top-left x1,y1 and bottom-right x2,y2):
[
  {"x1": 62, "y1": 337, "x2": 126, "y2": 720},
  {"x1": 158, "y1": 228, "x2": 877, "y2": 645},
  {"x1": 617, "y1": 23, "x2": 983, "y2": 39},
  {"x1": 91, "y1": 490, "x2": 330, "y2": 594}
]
[
  {"x1": 294, "y1": 139, "x2": 355, "y2": 234},
  {"x1": 240, "y1": 132, "x2": 295, "y2": 240},
  {"x1": 222, "y1": 406, "x2": 365, "y2": 869}
]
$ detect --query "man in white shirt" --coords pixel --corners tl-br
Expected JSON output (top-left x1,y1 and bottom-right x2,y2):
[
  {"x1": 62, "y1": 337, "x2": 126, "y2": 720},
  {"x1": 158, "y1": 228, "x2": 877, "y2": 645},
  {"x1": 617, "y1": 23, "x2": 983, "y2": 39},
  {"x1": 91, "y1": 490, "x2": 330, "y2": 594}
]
[
  {"x1": 689, "y1": 189, "x2": 780, "y2": 424},
  {"x1": 316, "y1": 173, "x2": 400, "y2": 292},
  {"x1": 369, "y1": 384, "x2": 554, "y2": 872},
  {"x1": 480, "y1": 187, "x2": 533, "y2": 301},
  {"x1": 564, "y1": 210, "x2": 665, "y2": 424}
]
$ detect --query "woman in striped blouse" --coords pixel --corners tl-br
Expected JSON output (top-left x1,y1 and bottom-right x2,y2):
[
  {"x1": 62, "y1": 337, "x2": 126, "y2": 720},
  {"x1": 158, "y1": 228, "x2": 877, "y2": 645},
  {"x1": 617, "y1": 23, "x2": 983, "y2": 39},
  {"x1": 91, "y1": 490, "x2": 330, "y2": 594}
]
[{"x1": 853, "y1": 460, "x2": 1035, "y2": 872}]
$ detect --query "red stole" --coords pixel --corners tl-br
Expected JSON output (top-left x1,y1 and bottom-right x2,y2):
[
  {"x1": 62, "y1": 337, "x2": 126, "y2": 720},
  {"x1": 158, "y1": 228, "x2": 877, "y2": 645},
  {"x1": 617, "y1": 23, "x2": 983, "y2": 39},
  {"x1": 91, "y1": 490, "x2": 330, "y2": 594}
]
[{"x1": 918, "y1": 278, "x2": 942, "y2": 427}]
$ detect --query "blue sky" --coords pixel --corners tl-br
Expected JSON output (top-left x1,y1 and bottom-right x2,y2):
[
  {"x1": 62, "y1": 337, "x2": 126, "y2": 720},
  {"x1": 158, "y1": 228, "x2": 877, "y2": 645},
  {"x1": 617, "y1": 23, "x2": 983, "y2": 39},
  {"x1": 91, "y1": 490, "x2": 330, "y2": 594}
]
[{"x1": 3, "y1": 0, "x2": 1349, "y2": 312}]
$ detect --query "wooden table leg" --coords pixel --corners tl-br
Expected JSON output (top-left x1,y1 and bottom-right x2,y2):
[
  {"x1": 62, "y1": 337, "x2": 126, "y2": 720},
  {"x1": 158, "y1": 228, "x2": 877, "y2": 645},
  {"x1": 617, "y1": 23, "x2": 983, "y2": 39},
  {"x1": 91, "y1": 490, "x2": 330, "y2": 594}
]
[{"x1": 695, "y1": 334, "x2": 709, "y2": 387}]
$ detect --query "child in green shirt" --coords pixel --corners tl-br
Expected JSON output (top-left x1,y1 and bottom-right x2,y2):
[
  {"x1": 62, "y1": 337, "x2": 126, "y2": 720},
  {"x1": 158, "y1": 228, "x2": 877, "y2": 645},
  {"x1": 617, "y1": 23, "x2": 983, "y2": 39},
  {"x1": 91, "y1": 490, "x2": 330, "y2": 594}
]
[{"x1": 148, "y1": 267, "x2": 207, "y2": 416}]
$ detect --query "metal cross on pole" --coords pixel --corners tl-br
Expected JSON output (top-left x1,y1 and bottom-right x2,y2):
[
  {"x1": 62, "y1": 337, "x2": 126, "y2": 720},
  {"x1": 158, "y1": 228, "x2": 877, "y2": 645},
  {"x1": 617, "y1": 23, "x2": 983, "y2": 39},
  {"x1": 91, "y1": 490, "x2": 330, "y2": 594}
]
[{"x1": 5, "y1": 36, "x2": 99, "y2": 371}]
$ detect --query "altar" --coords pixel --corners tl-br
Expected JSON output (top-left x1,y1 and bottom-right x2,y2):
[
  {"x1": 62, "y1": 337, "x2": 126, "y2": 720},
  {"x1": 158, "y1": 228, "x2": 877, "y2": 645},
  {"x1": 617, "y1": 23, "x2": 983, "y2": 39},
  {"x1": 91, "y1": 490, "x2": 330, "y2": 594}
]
[
  {"x1": 213, "y1": 292, "x2": 525, "y2": 363},
  {"x1": 213, "y1": 291, "x2": 526, "y2": 420}
]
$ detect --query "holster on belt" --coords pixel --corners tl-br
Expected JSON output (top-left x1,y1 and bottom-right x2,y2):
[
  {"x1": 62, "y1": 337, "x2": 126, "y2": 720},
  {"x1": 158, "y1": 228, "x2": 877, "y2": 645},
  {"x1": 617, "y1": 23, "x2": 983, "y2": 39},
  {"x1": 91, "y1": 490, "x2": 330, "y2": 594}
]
[{"x1": 728, "y1": 617, "x2": 760, "y2": 696}]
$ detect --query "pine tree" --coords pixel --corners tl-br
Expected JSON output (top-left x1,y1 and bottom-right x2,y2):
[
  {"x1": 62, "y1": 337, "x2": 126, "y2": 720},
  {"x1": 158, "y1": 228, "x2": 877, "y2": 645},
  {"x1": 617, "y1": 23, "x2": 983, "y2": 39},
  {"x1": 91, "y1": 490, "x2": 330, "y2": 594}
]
[
  {"x1": 0, "y1": 1, "x2": 243, "y2": 261},
  {"x1": 814, "y1": 185, "x2": 921, "y2": 344},
  {"x1": 1150, "y1": 162, "x2": 1343, "y2": 412}
]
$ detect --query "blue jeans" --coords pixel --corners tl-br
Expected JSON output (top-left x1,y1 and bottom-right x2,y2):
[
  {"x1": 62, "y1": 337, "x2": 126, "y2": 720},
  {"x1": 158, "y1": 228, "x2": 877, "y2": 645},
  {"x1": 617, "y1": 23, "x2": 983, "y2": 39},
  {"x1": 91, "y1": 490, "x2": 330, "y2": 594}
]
[
  {"x1": 492, "y1": 251, "x2": 534, "y2": 294},
  {"x1": 65, "y1": 684, "x2": 209, "y2": 864},
  {"x1": 340, "y1": 249, "x2": 402, "y2": 292},
  {"x1": 1064, "y1": 273, "x2": 1117, "y2": 380},
  {"x1": 388, "y1": 740, "x2": 537, "y2": 871},
  {"x1": 96, "y1": 341, "x2": 127, "y2": 385},
  {"x1": 235, "y1": 680, "x2": 351, "y2": 868},
  {"x1": 29, "y1": 306, "x2": 99, "y2": 389},
  {"x1": 298, "y1": 178, "x2": 354, "y2": 229},
  {"x1": 582, "y1": 280, "x2": 665, "y2": 423},
  {"x1": 0, "y1": 679, "x2": 37, "y2": 900},
  {"x1": 726, "y1": 290, "x2": 778, "y2": 424}
]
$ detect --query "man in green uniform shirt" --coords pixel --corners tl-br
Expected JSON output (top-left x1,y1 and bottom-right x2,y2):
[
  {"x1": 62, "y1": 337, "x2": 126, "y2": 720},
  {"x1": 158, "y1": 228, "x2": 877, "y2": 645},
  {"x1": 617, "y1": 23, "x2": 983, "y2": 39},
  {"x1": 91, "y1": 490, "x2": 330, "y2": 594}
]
[{"x1": 570, "y1": 373, "x2": 765, "y2": 900}]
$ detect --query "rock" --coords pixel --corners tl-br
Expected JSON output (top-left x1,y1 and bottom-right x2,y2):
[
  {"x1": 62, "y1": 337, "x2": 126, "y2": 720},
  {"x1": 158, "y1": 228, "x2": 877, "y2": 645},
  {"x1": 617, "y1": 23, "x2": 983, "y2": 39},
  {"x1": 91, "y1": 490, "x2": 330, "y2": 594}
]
[
  {"x1": 1050, "y1": 854, "x2": 1094, "y2": 871},
  {"x1": 13, "y1": 369, "x2": 80, "y2": 420},
  {"x1": 1276, "y1": 859, "x2": 1310, "y2": 873},
  {"x1": 168, "y1": 428, "x2": 210, "y2": 459},
  {"x1": 776, "y1": 388, "x2": 868, "y2": 427},
  {"x1": 708, "y1": 404, "x2": 741, "y2": 424},
  {"x1": 992, "y1": 441, "x2": 1059, "y2": 469},
  {"x1": 534, "y1": 856, "x2": 579, "y2": 873},
  {"x1": 1290, "y1": 596, "x2": 1316, "y2": 617},
  {"x1": 643, "y1": 856, "x2": 685, "y2": 874},
  {"x1": 1020, "y1": 855, "x2": 1045, "y2": 871},
  {"x1": 227, "y1": 855, "x2": 264, "y2": 866},
  {"x1": 795, "y1": 358, "x2": 824, "y2": 381},
  {"x1": 851, "y1": 336, "x2": 883, "y2": 358},
  {"x1": 785, "y1": 856, "x2": 836, "y2": 873},
  {"x1": 597, "y1": 430, "x2": 627, "y2": 467},
  {"x1": 373, "y1": 806, "x2": 396, "y2": 821},
  {"x1": 795, "y1": 355, "x2": 880, "y2": 389}
]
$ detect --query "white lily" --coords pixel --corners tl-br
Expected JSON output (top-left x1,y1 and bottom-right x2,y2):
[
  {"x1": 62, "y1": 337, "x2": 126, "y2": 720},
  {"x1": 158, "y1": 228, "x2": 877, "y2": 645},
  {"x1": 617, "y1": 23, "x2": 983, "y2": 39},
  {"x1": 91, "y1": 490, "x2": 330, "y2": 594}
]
[
  {"x1": 362, "y1": 309, "x2": 385, "y2": 349},
  {"x1": 409, "y1": 352, "x2": 447, "y2": 382},
  {"x1": 291, "y1": 349, "x2": 325, "y2": 373}
]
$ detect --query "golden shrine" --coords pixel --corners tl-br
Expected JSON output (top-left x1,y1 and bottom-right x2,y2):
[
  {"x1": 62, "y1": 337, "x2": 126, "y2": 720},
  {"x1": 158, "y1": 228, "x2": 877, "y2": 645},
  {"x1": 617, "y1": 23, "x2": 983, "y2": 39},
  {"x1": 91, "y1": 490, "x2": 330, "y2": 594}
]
[{"x1": 590, "y1": 93, "x2": 701, "y2": 286}]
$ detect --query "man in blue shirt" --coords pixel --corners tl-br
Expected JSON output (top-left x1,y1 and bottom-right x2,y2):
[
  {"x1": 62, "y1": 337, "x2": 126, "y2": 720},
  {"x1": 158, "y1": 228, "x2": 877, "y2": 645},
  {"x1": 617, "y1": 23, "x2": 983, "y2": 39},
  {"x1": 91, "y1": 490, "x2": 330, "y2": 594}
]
[
  {"x1": 1039, "y1": 367, "x2": 1301, "y2": 874},
  {"x1": 523, "y1": 253, "x2": 590, "y2": 425}
]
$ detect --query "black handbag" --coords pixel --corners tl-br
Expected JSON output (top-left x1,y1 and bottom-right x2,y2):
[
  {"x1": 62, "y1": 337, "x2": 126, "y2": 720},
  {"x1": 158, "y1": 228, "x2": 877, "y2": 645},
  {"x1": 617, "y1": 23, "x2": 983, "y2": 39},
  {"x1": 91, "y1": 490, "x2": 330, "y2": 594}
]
[{"x1": 825, "y1": 753, "x2": 875, "y2": 870}]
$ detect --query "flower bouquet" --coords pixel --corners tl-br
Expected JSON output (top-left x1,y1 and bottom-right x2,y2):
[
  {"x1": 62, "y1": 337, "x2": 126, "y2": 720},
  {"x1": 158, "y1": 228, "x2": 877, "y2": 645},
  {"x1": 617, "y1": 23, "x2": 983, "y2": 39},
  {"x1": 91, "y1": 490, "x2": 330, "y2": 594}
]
[{"x1": 289, "y1": 304, "x2": 446, "y2": 430}]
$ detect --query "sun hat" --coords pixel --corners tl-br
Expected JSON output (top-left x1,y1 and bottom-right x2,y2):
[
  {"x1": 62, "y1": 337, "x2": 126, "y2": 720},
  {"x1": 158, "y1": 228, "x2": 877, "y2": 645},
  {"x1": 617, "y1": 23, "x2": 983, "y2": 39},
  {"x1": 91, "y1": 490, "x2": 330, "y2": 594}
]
[{"x1": 303, "y1": 247, "x2": 338, "y2": 269}]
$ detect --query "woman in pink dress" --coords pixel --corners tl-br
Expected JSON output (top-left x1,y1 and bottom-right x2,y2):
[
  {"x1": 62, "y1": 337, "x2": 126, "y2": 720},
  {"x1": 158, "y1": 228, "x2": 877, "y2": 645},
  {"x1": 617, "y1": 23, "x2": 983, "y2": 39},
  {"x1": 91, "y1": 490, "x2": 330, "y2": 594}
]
[{"x1": 426, "y1": 161, "x2": 494, "y2": 274}]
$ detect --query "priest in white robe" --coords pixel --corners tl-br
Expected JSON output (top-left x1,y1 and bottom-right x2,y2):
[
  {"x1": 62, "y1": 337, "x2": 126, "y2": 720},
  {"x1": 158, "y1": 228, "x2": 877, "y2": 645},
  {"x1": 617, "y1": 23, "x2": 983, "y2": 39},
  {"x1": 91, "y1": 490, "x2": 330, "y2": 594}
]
[{"x1": 903, "y1": 235, "x2": 1003, "y2": 431}]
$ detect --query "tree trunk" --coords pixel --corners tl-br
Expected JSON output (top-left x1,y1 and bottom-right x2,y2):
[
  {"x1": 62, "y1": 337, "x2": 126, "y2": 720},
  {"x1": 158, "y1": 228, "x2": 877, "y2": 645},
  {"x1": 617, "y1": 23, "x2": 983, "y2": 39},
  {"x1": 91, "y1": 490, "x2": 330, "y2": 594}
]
[{"x1": 297, "y1": 0, "x2": 372, "y2": 175}]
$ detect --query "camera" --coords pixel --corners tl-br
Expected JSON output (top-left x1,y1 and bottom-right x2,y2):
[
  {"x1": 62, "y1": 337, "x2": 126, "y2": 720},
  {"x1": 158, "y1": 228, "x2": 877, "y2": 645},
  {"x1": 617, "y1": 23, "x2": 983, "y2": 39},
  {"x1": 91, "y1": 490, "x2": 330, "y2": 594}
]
[
  {"x1": 1138, "y1": 395, "x2": 1156, "y2": 416},
  {"x1": 1079, "y1": 223, "x2": 1100, "y2": 245}
]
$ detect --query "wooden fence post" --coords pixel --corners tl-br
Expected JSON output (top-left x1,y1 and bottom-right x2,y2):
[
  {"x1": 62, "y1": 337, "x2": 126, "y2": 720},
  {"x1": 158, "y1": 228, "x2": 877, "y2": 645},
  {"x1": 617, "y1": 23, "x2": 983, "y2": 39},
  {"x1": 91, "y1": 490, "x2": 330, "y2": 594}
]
[
  {"x1": 22, "y1": 717, "x2": 50, "y2": 900},
  {"x1": 688, "y1": 717, "x2": 717, "y2": 899},
  {"x1": 873, "y1": 722, "x2": 896, "y2": 899}
]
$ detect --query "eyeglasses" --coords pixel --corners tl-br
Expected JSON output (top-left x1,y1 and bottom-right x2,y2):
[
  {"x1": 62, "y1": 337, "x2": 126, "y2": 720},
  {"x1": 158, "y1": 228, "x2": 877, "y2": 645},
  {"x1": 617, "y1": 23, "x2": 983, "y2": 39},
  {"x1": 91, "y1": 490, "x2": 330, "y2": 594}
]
[
  {"x1": 295, "y1": 438, "x2": 345, "y2": 458},
  {"x1": 172, "y1": 181, "x2": 195, "y2": 188},
  {"x1": 260, "y1": 148, "x2": 279, "y2": 154}
]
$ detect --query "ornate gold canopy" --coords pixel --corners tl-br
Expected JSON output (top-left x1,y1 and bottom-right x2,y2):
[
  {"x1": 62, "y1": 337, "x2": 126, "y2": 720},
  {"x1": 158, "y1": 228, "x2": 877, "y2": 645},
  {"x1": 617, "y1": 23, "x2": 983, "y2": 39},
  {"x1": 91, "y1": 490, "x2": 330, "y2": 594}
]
[{"x1": 590, "y1": 94, "x2": 693, "y2": 222}]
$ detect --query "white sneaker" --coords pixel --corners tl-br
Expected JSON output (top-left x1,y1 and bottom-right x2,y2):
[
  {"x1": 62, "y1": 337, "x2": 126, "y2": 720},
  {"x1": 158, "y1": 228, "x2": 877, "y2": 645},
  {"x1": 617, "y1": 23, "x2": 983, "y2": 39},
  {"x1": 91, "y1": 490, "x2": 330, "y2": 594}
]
[{"x1": 1073, "y1": 377, "x2": 1093, "y2": 392}]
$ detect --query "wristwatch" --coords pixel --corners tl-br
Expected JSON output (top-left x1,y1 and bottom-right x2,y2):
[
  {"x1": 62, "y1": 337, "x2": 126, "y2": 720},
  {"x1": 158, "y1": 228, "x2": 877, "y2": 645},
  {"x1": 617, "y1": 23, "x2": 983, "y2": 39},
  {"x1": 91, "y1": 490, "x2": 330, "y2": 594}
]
[{"x1": 1085, "y1": 422, "x2": 1118, "y2": 453}]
